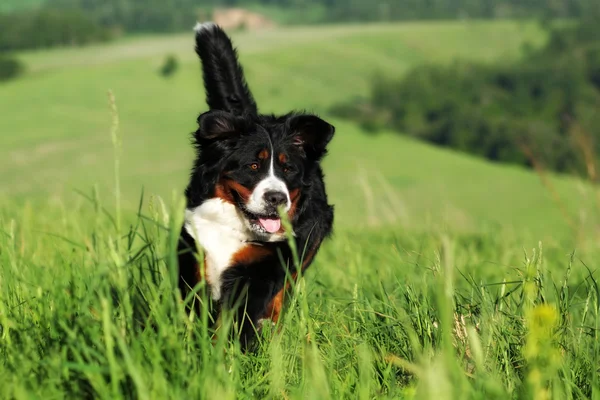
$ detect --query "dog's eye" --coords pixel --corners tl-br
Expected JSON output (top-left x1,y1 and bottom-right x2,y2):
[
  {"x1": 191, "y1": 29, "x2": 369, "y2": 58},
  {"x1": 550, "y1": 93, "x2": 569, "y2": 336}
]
[
  {"x1": 249, "y1": 163, "x2": 259, "y2": 171},
  {"x1": 283, "y1": 166, "x2": 292, "y2": 174}
]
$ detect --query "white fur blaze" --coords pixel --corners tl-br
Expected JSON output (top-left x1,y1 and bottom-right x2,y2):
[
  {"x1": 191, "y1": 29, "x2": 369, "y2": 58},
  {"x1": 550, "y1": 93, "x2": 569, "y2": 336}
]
[{"x1": 247, "y1": 147, "x2": 291, "y2": 214}]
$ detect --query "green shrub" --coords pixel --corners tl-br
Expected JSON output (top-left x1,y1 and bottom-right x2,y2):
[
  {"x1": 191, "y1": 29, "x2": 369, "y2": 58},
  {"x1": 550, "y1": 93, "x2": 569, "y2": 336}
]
[
  {"x1": 0, "y1": 56, "x2": 24, "y2": 82},
  {"x1": 0, "y1": 9, "x2": 112, "y2": 51},
  {"x1": 331, "y1": 19, "x2": 600, "y2": 177},
  {"x1": 159, "y1": 54, "x2": 179, "y2": 78}
]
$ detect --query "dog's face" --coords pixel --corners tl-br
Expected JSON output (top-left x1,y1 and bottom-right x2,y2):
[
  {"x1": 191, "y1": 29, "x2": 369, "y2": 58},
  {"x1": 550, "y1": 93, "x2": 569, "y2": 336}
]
[{"x1": 194, "y1": 110, "x2": 334, "y2": 241}]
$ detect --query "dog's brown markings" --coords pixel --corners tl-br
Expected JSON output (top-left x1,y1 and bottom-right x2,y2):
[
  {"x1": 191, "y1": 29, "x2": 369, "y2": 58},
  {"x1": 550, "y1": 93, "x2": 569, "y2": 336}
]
[
  {"x1": 258, "y1": 149, "x2": 269, "y2": 160},
  {"x1": 215, "y1": 177, "x2": 252, "y2": 204},
  {"x1": 287, "y1": 188, "x2": 301, "y2": 219},
  {"x1": 263, "y1": 244, "x2": 319, "y2": 322},
  {"x1": 208, "y1": 246, "x2": 272, "y2": 347},
  {"x1": 264, "y1": 271, "x2": 296, "y2": 322},
  {"x1": 212, "y1": 175, "x2": 314, "y2": 326},
  {"x1": 214, "y1": 181, "x2": 234, "y2": 204},
  {"x1": 231, "y1": 244, "x2": 272, "y2": 266},
  {"x1": 264, "y1": 281, "x2": 290, "y2": 323},
  {"x1": 278, "y1": 153, "x2": 288, "y2": 163},
  {"x1": 226, "y1": 179, "x2": 252, "y2": 202}
]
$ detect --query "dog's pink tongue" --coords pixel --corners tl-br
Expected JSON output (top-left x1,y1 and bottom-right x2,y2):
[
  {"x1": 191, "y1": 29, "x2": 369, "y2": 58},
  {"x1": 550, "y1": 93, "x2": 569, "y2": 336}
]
[{"x1": 259, "y1": 218, "x2": 281, "y2": 233}]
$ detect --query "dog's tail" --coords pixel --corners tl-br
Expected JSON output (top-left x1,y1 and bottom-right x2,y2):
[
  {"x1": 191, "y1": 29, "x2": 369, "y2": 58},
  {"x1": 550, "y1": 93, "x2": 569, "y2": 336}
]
[{"x1": 194, "y1": 22, "x2": 257, "y2": 115}]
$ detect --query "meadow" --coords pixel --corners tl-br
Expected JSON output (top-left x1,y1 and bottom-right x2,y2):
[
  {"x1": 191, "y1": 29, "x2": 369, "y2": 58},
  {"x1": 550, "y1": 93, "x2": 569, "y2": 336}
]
[
  {"x1": 0, "y1": 0, "x2": 44, "y2": 13},
  {"x1": 1, "y1": 21, "x2": 600, "y2": 398}
]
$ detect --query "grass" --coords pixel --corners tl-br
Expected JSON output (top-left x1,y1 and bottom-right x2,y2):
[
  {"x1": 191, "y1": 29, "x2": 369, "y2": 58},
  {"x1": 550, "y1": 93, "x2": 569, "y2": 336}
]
[
  {"x1": 0, "y1": 0, "x2": 45, "y2": 13},
  {"x1": 1, "y1": 21, "x2": 600, "y2": 398},
  {"x1": 2, "y1": 188, "x2": 600, "y2": 398},
  {"x1": 1, "y1": 20, "x2": 574, "y2": 239}
]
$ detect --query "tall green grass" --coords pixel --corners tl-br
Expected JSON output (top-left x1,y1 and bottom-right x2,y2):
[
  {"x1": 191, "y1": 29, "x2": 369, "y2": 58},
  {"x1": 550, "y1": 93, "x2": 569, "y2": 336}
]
[
  {"x1": 2, "y1": 22, "x2": 599, "y2": 398},
  {"x1": 1, "y1": 95, "x2": 599, "y2": 398},
  {"x1": 2, "y1": 190, "x2": 599, "y2": 398}
]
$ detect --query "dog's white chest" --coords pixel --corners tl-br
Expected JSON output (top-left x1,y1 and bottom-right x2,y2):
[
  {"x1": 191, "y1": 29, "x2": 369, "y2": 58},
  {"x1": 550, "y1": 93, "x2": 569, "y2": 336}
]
[{"x1": 184, "y1": 198, "x2": 252, "y2": 300}]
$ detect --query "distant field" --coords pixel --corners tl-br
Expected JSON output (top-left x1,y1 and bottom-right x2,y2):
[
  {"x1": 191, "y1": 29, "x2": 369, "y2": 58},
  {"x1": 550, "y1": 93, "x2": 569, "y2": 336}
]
[
  {"x1": 2, "y1": 20, "x2": 576, "y2": 239},
  {"x1": 0, "y1": 0, "x2": 45, "y2": 13},
  {"x1": 2, "y1": 21, "x2": 600, "y2": 399}
]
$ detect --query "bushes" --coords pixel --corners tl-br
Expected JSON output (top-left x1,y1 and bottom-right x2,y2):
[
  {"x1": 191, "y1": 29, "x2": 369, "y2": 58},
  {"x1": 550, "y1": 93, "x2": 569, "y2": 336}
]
[
  {"x1": 51, "y1": 0, "x2": 201, "y2": 33},
  {"x1": 159, "y1": 55, "x2": 179, "y2": 78},
  {"x1": 331, "y1": 20, "x2": 600, "y2": 176},
  {"x1": 0, "y1": 9, "x2": 112, "y2": 51},
  {"x1": 7, "y1": 0, "x2": 600, "y2": 32},
  {"x1": 4, "y1": 0, "x2": 600, "y2": 36},
  {"x1": 0, "y1": 55, "x2": 24, "y2": 82}
]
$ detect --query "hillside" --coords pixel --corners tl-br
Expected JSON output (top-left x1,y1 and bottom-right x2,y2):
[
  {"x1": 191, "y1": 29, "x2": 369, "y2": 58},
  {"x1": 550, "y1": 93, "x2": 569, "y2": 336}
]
[
  {"x1": 0, "y1": 0, "x2": 45, "y2": 13},
  {"x1": 3, "y1": 21, "x2": 600, "y2": 399},
  {"x1": 3, "y1": 21, "x2": 594, "y2": 240}
]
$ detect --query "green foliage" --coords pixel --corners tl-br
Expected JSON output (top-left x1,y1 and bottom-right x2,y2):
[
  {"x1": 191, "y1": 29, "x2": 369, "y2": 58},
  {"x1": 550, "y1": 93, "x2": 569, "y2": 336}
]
[
  {"x1": 245, "y1": 3, "x2": 329, "y2": 25},
  {"x1": 1, "y1": 20, "x2": 600, "y2": 397},
  {"x1": 1, "y1": 194, "x2": 599, "y2": 398},
  {"x1": 159, "y1": 54, "x2": 179, "y2": 78},
  {"x1": 0, "y1": 56, "x2": 24, "y2": 82},
  {"x1": 0, "y1": 9, "x2": 112, "y2": 51},
  {"x1": 50, "y1": 0, "x2": 203, "y2": 33},
  {"x1": 4, "y1": 0, "x2": 600, "y2": 34},
  {"x1": 0, "y1": 0, "x2": 45, "y2": 13},
  {"x1": 332, "y1": 19, "x2": 600, "y2": 176}
]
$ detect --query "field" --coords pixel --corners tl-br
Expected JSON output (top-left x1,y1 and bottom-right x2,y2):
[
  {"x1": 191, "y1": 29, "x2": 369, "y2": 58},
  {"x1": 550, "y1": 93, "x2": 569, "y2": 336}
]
[
  {"x1": 1, "y1": 21, "x2": 600, "y2": 398},
  {"x1": 0, "y1": 0, "x2": 45, "y2": 13}
]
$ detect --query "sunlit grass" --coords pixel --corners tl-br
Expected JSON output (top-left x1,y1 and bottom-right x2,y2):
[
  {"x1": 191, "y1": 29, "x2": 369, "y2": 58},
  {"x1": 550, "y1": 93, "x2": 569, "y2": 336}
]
[
  {"x1": 1, "y1": 20, "x2": 599, "y2": 398},
  {"x1": 1, "y1": 195, "x2": 599, "y2": 398}
]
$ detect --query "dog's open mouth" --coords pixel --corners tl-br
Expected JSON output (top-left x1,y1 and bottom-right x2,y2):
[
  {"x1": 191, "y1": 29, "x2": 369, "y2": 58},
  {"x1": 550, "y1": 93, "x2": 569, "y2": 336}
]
[
  {"x1": 241, "y1": 207, "x2": 282, "y2": 235},
  {"x1": 256, "y1": 217, "x2": 281, "y2": 233},
  {"x1": 250, "y1": 216, "x2": 281, "y2": 234},
  {"x1": 235, "y1": 194, "x2": 286, "y2": 236}
]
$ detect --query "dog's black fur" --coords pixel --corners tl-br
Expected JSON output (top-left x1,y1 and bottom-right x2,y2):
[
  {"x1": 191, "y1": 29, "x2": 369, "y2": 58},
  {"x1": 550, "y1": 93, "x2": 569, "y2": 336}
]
[{"x1": 178, "y1": 23, "x2": 334, "y2": 349}]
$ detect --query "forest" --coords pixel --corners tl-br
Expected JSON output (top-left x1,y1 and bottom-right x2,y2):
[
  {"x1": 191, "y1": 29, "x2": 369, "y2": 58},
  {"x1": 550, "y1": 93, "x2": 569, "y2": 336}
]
[
  {"x1": 1, "y1": 0, "x2": 599, "y2": 50},
  {"x1": 332, "y1": 16, "x2": 600, "y2": 177}
]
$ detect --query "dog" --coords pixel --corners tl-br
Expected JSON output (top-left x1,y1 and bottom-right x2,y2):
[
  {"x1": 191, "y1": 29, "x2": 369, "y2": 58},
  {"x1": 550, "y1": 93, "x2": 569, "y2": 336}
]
[{"x1": 178, "y1": 22, "x2": 335, "y2": 350}]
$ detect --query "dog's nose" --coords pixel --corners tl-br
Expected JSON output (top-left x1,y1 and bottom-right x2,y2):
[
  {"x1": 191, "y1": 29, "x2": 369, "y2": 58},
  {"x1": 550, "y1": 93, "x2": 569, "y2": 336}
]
[{"x1": 264, "y1": 191, "x2": 287, "y2": 207}]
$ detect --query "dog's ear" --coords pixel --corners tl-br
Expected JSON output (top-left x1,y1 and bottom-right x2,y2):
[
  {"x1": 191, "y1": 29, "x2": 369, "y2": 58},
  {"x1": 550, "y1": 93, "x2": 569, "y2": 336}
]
[
  {"x1": 195, "y1": 110, "x2": 246, "y2": 142},
  {"x1": 288, "y1": 114, "x2": 335, "y2": 159}
]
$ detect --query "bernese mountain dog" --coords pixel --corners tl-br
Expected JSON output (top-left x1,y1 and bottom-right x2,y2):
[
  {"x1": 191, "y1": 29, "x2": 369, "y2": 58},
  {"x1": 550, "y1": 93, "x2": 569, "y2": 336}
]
[{"x1": 178, "y1": 22, "x2": 335, "y2": 350}]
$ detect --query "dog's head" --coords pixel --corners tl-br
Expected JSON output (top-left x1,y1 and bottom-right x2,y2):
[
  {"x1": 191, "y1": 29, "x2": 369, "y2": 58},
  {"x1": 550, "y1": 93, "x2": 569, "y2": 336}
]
[{"x1": 192, "y1": 110, "x2": 334, "y2": 241}]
